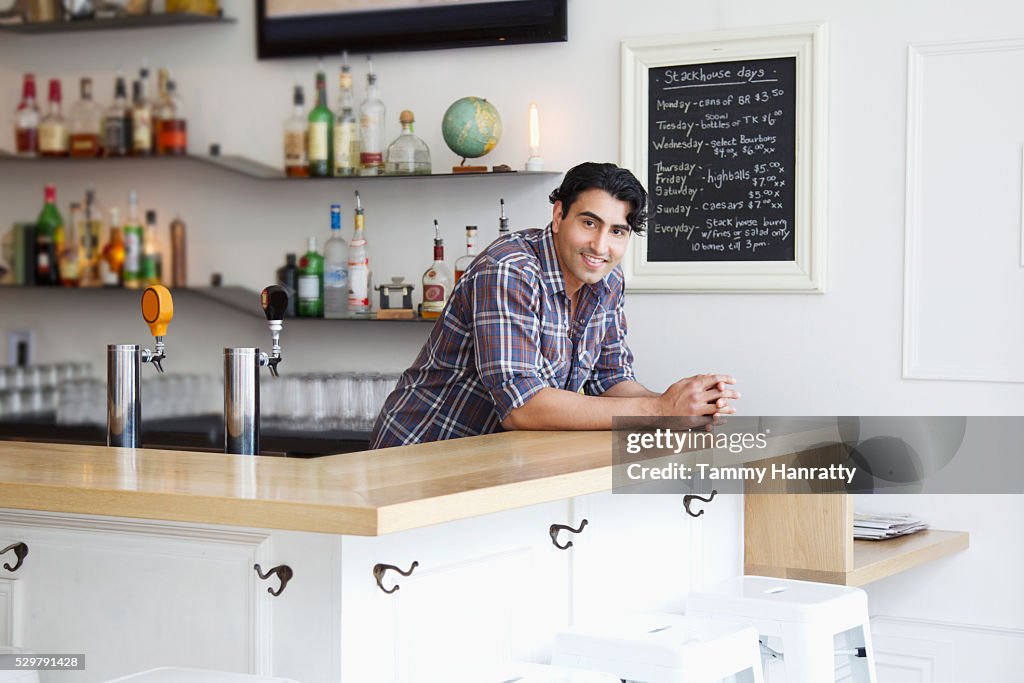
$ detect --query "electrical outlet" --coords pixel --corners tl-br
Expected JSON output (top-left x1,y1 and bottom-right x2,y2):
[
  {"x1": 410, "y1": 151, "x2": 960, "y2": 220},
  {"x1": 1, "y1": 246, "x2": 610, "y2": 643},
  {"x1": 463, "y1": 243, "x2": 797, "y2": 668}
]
[{"x1": 7, "y1": 329, "x2": 34, "y2": 366}]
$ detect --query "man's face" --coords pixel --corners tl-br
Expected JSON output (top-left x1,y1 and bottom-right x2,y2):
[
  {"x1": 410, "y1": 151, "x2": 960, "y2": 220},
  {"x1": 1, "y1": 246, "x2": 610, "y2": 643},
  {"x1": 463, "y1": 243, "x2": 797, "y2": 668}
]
[{"x1": 551, "y1": 188, "x2": 632, "y2": 294}]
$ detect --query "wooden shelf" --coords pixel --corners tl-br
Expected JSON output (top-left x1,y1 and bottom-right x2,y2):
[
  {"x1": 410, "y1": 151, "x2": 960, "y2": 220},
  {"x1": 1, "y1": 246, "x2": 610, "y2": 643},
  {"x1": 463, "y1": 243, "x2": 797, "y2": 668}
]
[
  {"x1": 0, "y1": 151, "x2": 561, "y2": 182},
  {"x1": 0, "y1": 12, "x2": 233, "y2": 34},
  {"x1": 847, "y1": 529, "x2": 969, "y2": 586}
]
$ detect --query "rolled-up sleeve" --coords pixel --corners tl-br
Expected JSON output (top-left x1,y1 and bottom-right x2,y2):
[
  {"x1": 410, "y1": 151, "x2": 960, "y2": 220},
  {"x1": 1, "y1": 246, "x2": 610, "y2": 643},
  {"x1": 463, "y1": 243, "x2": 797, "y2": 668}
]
[
  {"x1": 470, "y1": 262, "x2": 550, "y2": 422},
  {"x1": 586, "y1": 288, "x2": 637, "y2": 396}
]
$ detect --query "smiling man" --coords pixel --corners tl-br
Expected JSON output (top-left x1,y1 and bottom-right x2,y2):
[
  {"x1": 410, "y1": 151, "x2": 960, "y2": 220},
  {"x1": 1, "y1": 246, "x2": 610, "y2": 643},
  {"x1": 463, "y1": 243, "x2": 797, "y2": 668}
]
[{"x1": 369, "y1": 162, "x2": 739, "y2": 448}]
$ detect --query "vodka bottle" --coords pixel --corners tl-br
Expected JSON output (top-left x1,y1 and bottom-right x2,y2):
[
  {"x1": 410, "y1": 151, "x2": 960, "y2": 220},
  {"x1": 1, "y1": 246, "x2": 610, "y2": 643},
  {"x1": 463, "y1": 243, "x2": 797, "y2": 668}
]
[{"x1": 323, "y1": 203, "x2": 350, "y2": 318}]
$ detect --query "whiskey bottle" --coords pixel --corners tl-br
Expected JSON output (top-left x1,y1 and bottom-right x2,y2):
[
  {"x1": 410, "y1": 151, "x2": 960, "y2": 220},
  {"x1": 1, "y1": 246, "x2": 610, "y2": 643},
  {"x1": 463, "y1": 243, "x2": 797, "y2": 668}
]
[
  {"x1": 421, "y1": 220, "x2": 452, "y2": 319},
  {"x1": 131, "y1": 67, "x2": 153, "y2": 156},
  {"x1": 283, "y1": 84, "x2": 309, "y2": 177},
  {"x1": 297, "y1": 236, "x2": 324, "y2": 318},
  {"x1": 14, "y1": 74, "x2": 40, "y2": 156},
  {"x1": 307, "y1": 61, "x2": 333, "y2": 178},
  {"x1": 35, "y1": 184, "x2": 63, "y2": 285},
  {"x1": 68, "y1": 77, "x2": 103, "y2": 158},
  {"x1": 157, "y1": 79, "x2": 187, "y2": 155},
  {"x1": 79, "y1": 187, "x2": 105, "y2": 287},
  {"x1": 323, "y1": 203, "x2": 349, "y2": 318},
  {"x1": 333, "y1": 53, "x2": 359, "y2": 176},
  {"x1": 122, "y1": 192, "x2": 144, "y2": 289},
  {"x1": 60, "y1": 202, "x2": 81, "y2": 288},
  {"x1": 384, "y1": 110, "x2": 431, "y2": 175},
  {"x1": 358, "y1": 57, "x2": 385, "y2": 176},
  {"x1": 347, "y1": 191, "x2": 371, "y2": 313},
  {"x1": 153, "y1": 68, "x2": 168, "y2": 152},
  {"x1": 104, "y1": 74, "x2": 132, "y2": 157},
  {"x1": 454, "y1": 225, "x2": 478, "y2": 283},
  {"x1": 38, "y1": 79, "x2": 69, "y2": 158},
  {"x1": 100, "y1": 207, "x2": 125, "y2": 287}
]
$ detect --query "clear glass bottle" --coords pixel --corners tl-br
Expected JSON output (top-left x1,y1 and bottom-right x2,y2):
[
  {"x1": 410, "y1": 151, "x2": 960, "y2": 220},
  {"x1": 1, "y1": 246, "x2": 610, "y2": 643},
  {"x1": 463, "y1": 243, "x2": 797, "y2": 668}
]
[
  {"x1": 384, "y1": 110, "x2": 431, "y2": 175},
  {"x1": 283, "y1": 83, "x2": 309, "y2": 177},
  {"x1": 454, "y1": 225, "x2": 478, "y2": 283},
  {"x1": 100, "y1": 207, "x2": 125, "y2": 287},
  {"x1": 358, "y1": 56, "x2": 385, "y2": 176},
  {"x1": 297, "y1": 236, "x2": 324, "y2": 318},
  {"x1": 60, "y1": 202, "x2": 82, "y2": 288},
  {"x1": 132, "y1": 66, "x2": 153, "y2": 156},
  {"x1": 79, "y1": 187, "x2": 105, "y2": 287},
  {"x1": 69, "y1": 77, "x2": 103, "y2": 158},
  {"x1": 421, "y1": 220, "x2": 453, "y2": 319},
  {"x1": 141, "y1": 209, "x2": 162, "y2": 286},
  {"x1": 333, "y1": 53, "x2": 359, "y2": 177},
  {"x1": 157, "y1": 79, "x2": 187, "y2": 155},
  {"x1": 38, "y1": 79, "x2": 69, "y2": 158},
  {"x1": 104, "y1": 74, "x2": 132, "y2": 157},
  {"x1": 307, "y1": 60, "x2": 333, "y2": 178},
  {"x1": 323, "y1": 203, "x2": 350, "y2": 319},
  {"x1": 14, "y1": 74, "x2": 40, "y2": 156},
  {"x1": 347, "y1": 191, "x2": 370, "y2": 313},
  {"x1": 122, "y1": 191, "x2": 144, "y2": 290}
]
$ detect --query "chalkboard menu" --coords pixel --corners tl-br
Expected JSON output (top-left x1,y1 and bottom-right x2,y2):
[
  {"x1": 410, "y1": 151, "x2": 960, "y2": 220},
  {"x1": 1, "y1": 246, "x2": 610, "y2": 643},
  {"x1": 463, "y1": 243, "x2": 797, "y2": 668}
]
[{"x1": 647, "y1": 56, "x2": 796, "y2": 262}]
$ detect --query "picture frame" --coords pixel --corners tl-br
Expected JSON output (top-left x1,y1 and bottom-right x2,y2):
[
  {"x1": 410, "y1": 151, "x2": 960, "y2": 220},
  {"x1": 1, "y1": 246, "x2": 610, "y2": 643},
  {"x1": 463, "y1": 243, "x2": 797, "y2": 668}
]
[
  {"x1": 620, "y1": 23, "x2": 828, "y2": 292},
  {"x1": 256, "y1": 0, "x2": 568, "y2": 58}
]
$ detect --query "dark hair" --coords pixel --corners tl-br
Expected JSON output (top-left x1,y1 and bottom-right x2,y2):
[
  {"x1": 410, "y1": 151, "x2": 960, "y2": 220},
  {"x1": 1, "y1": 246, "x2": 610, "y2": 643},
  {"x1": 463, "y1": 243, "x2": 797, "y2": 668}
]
[{"x1": 549, "y1": 162, "x2": 649, "y2": 234}]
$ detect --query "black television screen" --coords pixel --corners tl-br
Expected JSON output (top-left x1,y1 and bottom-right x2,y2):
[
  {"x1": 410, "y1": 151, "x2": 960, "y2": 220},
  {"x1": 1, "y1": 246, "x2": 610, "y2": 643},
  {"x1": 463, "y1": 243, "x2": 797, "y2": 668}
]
[{"x1": 256, "y1": 0, "x2": 568, "y2": 58}]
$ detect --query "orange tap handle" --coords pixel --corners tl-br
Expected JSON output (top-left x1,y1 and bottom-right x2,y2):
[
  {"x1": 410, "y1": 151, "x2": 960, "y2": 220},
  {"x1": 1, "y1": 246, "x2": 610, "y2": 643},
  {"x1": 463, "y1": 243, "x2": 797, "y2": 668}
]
[{"x1": 141, "y1": 285, "x2": 174, "y2": 338}]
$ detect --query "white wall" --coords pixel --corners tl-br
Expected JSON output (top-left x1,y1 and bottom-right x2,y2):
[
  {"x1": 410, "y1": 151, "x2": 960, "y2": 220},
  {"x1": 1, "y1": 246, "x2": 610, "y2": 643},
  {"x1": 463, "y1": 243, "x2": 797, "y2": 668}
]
[{"x1": 1, "y1": 1, "x2": 1023, "y2": 678}]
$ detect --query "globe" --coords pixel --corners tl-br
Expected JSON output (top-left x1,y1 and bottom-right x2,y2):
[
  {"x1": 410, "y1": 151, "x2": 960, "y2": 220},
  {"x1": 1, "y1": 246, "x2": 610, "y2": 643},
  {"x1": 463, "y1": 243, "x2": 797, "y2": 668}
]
[{"x1": 441, "y1": 96, "x2": 502, "y2": 162}]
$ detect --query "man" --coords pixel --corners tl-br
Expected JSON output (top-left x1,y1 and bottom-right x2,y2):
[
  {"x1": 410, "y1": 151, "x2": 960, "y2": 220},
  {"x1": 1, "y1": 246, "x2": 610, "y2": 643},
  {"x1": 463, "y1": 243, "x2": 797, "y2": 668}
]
[{"x1": 370, "y1": 162, "x2": 739, "y2": 449}]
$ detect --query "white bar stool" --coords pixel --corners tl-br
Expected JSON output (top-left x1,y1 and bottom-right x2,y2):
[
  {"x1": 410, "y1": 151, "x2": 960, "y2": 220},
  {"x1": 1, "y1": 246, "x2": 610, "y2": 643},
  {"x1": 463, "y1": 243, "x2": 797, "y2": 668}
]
[
  {"x1": 0, "y1": 646, "x2": 40, "y2": 683},
  {"x1": 686, "y1": 576, "x2": 877, "y2": 683},
  {"x1": 103, "y1": 668, "x2": 299, "y2": 682},
  {"x1": 552, "y1": 613, "x2": 764, "y2": 683}
]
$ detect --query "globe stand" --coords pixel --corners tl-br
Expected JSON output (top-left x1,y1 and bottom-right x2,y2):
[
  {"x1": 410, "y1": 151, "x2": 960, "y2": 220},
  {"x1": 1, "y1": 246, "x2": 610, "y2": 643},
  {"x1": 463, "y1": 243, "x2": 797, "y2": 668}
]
[{"x1": 452, "y1": 157, "x2": 488, "y2": 174}]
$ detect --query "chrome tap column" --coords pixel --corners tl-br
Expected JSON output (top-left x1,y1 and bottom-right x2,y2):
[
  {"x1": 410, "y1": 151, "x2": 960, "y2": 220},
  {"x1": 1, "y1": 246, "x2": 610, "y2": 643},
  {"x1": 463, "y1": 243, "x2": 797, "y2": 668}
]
[{"x1": 107, "y1": 344, "x2": 142, "y2": 447}]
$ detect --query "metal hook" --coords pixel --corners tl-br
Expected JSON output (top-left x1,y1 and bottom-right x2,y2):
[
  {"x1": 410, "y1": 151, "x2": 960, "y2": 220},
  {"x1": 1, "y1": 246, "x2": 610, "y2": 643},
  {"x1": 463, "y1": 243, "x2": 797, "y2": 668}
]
[
  {"x1": 683, "y1": 490, "x2": 718, "y2": 518},
  {"x1": 253, "y1": 563, "x2": 293, "y2": 597},
  {"x1": 373, "y1": 561, "x2": 419, "y2": 594},
  {"x1": 0, "y1": 543, "x2": 28, "y2": 573},
  {"x1": 549, "y1": 519, "x2": 589, "y2": 550}
]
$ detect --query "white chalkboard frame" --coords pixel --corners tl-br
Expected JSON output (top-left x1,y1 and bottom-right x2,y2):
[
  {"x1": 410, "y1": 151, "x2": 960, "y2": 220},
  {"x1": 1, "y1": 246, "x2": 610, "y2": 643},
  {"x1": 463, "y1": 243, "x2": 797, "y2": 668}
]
[{"x1": 621, "y1": 23, "x2": 828, "y2": 292}]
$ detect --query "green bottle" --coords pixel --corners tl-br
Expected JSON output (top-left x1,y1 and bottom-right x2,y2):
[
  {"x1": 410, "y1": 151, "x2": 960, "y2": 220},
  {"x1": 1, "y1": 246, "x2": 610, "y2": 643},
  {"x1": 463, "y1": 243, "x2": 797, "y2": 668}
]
[
  {"x1": 307, "y1": 60, "x2": 333, "y2": 178},
  {"x1": 122, "y1": 191, "x2": 144, "y2": 289},
  {"x1": 297, "y1": 235, "x2": 324, "y2": 317},
  {"x1": 35, "y1": 184, "x2": 63, "y2": 285}
]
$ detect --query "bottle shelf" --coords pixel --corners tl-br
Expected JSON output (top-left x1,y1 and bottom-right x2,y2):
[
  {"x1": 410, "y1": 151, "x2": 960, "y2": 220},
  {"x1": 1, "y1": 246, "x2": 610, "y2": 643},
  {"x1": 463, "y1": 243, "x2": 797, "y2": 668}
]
[
  {"x1": 0, "y1": 150, "x2": 561, "y2": 182},
  {"x1": 0, "y1": 12, "x2": 234, "y2": 35}
]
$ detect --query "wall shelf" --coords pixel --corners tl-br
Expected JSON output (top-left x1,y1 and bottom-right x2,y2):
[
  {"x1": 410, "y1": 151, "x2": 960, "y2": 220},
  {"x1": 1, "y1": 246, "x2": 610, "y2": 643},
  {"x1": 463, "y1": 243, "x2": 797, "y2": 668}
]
[
  {"x1": 0, "y1": 12, "x2": 234, "y2": 35},
  {"x1": 0, "y1": 151, "x2": 561, "y2": 182}
]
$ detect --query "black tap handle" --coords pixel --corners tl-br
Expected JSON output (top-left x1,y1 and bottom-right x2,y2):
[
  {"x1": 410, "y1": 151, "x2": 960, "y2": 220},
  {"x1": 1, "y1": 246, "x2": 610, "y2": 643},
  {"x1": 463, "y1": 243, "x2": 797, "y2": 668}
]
[{"x1": 261, "y1": 285, "x2": 289, "y2": 321}]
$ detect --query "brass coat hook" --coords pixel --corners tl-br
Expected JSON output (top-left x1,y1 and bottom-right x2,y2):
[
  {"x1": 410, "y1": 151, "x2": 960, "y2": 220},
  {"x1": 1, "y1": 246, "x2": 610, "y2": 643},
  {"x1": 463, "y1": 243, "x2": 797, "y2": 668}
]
[
  {"x1": 683, "y1": 490, "x2": 718, "y2": 518},
  {"x1": 1, "y1": 542, "x2": 28, "y2": 573},
  {"x1": 549, "y1": 519, "x2": 589, "y2": 550},
  {"x1": 254, "y1": 563, "x2": 293, "y2": 597},
  {"x1": 373, "y1": 561, "x2": 419, "y2": 594}
]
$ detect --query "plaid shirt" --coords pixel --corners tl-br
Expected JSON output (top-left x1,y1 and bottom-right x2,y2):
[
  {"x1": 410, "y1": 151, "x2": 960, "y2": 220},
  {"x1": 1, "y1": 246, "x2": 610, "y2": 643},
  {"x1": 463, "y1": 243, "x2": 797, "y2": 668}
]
[{"x1": 369, "y1": 226, "x2": 636, "y2": 448}]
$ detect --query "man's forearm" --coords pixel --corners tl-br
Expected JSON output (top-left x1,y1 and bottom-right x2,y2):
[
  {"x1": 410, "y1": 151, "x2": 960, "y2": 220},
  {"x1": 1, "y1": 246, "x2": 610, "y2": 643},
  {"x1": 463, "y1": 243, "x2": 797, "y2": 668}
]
[{"x1": 501, "y1": 387, "x2": 658, "y2": 431}]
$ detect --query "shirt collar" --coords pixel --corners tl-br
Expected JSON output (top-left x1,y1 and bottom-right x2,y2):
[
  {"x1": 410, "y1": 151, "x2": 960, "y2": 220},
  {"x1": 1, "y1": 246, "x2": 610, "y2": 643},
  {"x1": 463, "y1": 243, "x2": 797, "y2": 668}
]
[{"x1": 538, "y1": 224, "x2": 610, "y2": 299}]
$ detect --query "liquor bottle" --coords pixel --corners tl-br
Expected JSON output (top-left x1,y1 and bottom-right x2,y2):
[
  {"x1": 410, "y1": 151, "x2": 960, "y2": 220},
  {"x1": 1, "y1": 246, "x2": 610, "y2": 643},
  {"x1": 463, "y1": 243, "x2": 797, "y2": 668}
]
[
  {"x1": 283, "y1": 84, "x2": 309, "y2": 177},
  {"x1": 358, "y1": 57, "x2": 385, "y2": 176},
  {"x1": 454, "y1": 225, "x2": 478, "y2": 283},
  {"x1": 347, "y1": 191, "x2": 370, "y2": 313},
  {"x1": 35, "y1": 184, "x2": 63, "y2": 285},
  {"x1": 498, "y1": 198, "x2": 510, "y2": 238},
  {"x1": 14, "y1": 74, "x2": 40, "y2": 156},
  {"x1": 153, "y1": 68, "x2": 168, "y2": 152},
  {"x1": 131, "y1": 67, "x2": 153, "y2": 156},
  {"x1": 157, "y1": 79, "x2": 187, "y2": 155},
  {"x1": 307, "y1": 60, "x2": 333, "y2": 178},
  {"x1": 100, "y1": 207, "x2": 125, "y2": 287},
  {"x1": 297, "y1": 236, "x2": 324, "y2": 318},
  {"x1": 104, "y1": 74, "x2": 132, "y2": 157},
  {"x1": 276, "y1": 253, "x2": 298, "y2": 318},
  {"x1": 122, "y1": 192, "x2": 144, "y2": 289},
  {"x1": 333, "y1": 53, "x2": 359, "y2": 176},
  {"x1": 384, "y1": 110, "x2": 431, "y2": 175},
  {"x1": 60, "y1": 203, "x2": 82, "y2": 287},
  {"x1": 170, "y1": 216, "x2": 186, "y2": 288},
  {"x1": 141, "y1": 209, "x2": 162, "y2": 286},
  {"x1": 79, "y1": 187, "x2": 104, "y2": 287},
  {"x1": 421, "y1": 220, "x2": 453, "y2": 319},
  {"x1": 68, "y1": 77, "x2": 103, "y2": 157},
  {"x1": 323, "y1": 203, "x2": 349, "y2": 318},
  {"x1": 38, "y1": 79, "x2": 69, "y2": 158}
]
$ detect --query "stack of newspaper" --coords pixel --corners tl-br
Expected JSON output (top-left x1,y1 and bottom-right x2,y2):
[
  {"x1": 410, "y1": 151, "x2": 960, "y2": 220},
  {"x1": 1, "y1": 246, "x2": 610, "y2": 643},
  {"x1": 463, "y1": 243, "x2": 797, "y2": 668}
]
[{"x1": 854, "y1": 512, "x2": 929, "y2": 541}]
